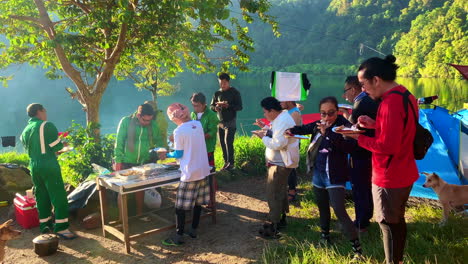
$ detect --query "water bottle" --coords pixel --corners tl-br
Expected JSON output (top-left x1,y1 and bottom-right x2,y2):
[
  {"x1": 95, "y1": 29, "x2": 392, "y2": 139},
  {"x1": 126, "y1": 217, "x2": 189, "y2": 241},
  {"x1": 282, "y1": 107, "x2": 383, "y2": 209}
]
[{"x1": 417, "y1": 95, "x2": 438, "y2": 105}]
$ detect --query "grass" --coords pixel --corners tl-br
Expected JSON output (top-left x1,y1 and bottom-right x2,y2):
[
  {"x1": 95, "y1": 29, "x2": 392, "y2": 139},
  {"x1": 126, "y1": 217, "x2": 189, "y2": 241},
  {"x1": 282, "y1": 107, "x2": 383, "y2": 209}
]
[
  {"x1": 0, "y1": 152, "x2": 29, "y2": 166},
  {"x1": 3, "y1": 141, "x2": 468, "y2": 263},
  {"x1": 260, "y1": 183, "x2": 468, "y2": 264}
]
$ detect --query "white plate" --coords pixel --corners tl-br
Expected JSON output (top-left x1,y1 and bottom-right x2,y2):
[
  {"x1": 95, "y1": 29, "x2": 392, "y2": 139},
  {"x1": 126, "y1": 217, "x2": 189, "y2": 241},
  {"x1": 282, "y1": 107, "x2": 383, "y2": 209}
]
[
  {"x1": 332, "y1": 127, "x2": 365, "y2": 134},
  {"x1": 285, "y1": 134, "x2": 310, "y2": 140},
  {"x1": 338, "y1": 104, "x2": 353, "y2": 110}
]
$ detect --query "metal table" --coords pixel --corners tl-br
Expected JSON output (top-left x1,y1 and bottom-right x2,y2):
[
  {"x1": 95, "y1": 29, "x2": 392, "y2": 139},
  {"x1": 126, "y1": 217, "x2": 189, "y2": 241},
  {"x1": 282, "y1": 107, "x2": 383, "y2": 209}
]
[{"x1": 97, "y1": 169, "x2": 216, "y2": 253}]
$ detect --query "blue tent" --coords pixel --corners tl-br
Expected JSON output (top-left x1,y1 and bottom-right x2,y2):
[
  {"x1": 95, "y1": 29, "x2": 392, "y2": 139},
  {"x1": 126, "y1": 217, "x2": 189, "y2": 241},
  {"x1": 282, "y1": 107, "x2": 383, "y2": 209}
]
[{"x1": 412, "y1": 109, "x2": 464, "y2": 199}]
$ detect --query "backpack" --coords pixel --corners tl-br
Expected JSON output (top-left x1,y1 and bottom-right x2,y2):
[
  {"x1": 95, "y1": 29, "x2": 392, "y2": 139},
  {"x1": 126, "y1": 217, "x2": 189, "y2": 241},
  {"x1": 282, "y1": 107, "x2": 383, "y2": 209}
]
[{"x1": 389, "y1": 90, "x2": 434, "y2": 160}]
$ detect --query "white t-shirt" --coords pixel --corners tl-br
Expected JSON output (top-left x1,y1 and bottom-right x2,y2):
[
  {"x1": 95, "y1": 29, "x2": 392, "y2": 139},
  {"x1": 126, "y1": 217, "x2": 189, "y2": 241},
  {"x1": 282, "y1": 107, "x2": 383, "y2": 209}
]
[{"x1": 173, "y1": 120, "x2": 210, "y2": 182}]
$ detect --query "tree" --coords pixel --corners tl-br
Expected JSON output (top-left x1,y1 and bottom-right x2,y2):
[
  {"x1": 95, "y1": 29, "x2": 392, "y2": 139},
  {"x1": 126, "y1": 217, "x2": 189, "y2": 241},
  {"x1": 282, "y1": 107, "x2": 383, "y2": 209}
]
[
  {"x1": 0, "y1": 0, "x2": 278, "y2": 127},
  {"x1": 395, "y1": 0, "x2": 467, "y2": 78}
]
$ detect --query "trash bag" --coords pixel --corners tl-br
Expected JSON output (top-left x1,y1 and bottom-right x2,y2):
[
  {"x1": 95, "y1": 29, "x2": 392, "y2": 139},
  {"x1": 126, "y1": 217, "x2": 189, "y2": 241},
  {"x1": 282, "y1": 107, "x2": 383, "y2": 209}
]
[
  {"x1": 67, "y1": 181, "x2": 97, "y2": 212},
  {"x1": 144, "y1": 188, "x2": 162, "y2": 209}
]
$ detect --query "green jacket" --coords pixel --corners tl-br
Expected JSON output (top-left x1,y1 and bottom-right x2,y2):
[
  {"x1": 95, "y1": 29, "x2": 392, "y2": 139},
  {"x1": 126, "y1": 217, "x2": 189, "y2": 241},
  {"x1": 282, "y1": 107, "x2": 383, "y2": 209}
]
[
  {"x1": 114, "y1": 112, "x2": 168, "y2": 164},
  {"x1": 21, "y1": 117, "x2": 64, "y2": 164},
  {"x1": 191, "y1": 108, "x2": 219, "y2": 153}
]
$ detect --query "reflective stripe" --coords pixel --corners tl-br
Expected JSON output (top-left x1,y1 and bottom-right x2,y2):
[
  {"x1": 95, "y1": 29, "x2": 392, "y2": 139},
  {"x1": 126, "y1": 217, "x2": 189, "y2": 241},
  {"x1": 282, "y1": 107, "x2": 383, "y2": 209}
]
[
  {"x1": 55, "y1": 218, "x2": 68, "y2": 224},
  {"x1": 39, "y1": 217, "x2": 51, "y2": 223},
  {"x1": 49, "y1": 137, "x2": 61, "y2": 147},
  {"x1": 39, "y1": 121, "x2": 48, "y2": 154}
]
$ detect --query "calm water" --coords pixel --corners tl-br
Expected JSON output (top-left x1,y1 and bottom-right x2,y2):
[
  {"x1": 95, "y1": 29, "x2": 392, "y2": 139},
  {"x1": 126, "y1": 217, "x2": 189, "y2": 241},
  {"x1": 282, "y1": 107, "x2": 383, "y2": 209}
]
[{"x1": 1, "y1": 66, "x2": 467, "y2": 152}]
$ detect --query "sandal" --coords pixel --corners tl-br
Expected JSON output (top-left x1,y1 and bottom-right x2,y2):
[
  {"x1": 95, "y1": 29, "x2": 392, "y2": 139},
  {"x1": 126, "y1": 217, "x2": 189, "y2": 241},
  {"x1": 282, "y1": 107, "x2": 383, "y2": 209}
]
[{"x1": 56, "y1": 230, "x2": 78, "y2": 240}]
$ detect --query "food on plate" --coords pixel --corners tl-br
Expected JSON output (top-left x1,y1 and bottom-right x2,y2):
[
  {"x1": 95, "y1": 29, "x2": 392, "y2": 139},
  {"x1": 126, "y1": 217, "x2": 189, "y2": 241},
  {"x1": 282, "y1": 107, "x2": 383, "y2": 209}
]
[
  {"x1": 333, "y1": 125, "x2": 364, "y2": 134},
  {"x1": 118, "y1": 169, "x2": 137, "y2": 176}
]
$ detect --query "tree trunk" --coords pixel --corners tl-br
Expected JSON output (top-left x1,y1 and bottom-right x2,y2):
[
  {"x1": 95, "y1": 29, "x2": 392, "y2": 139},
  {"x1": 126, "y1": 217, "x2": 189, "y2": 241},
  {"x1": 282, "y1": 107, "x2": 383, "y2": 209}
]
[
  {"x1": 85, "y1": 96, "x2": 101, "y2": 125},
  {"x1": 80, "y1": 90, "x2": 104, "y2": 138},
  {"x1": 150, "y1": 85, "x2": 158, "y2": 110}
]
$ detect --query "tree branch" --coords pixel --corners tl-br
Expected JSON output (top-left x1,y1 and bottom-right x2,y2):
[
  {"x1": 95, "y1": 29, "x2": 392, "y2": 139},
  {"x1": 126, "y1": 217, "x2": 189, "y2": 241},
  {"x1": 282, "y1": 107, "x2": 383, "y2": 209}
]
[
  {"x1": 9, "y1": 15, "x2": 41, "y2": 25},
  {"x1": 95, "y1": 0, "x2": 139, "y2": 94},
  {"x1": 33, "y1": 0, "x2": 89, "y2": 97}
]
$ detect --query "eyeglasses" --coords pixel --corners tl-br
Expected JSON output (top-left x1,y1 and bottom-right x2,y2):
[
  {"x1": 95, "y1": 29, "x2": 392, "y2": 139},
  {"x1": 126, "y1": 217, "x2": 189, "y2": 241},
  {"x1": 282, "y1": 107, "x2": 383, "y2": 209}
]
[
  {"x1": 140, "y1": 117, "x2": 153, "y2": 123},
  {"x1": 320, "y1": 110, "x2": 337, "y2": 117},
  {"x1": 343, "y1": 87, "x2": 353, "y2": 94}
]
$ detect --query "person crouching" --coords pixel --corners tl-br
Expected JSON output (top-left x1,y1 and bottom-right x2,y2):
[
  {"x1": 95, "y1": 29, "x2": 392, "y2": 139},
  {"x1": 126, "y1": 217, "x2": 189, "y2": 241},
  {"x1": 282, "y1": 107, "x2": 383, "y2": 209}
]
[{"x1": 160, "y1": 103, "x2": 211, "y2": 246}]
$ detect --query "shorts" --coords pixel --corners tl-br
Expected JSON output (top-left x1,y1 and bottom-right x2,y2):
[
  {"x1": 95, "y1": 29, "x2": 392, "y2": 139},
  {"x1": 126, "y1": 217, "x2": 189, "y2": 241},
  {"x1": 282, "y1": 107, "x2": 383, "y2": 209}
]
[
  {"x1": 372, "y1": 184, "x2": 412, "y2": 223},
  {"x1": 312, "y1": 168, "x2": 346, "y2": 189},
  {"x1": 175, "y1": 178, "x2": 210, "y2": 210}
]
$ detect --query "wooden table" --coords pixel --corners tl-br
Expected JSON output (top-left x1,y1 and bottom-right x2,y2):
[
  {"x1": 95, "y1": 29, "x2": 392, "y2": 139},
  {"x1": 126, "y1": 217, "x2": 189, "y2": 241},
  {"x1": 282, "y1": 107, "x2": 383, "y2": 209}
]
[{"x1": 97, "y1": 169, "x2": 216, "y2": 253}]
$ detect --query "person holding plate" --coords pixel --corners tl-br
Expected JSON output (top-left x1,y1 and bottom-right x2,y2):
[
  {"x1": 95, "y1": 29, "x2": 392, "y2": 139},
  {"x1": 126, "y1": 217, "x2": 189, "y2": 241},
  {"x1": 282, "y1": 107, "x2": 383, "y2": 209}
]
[
  {"x1": 210, "y1": 73, "x2": 243, "y2": 171},
  {"x1": 160, "y1": 103, "x2": 211, "y2": 246},
  {"x1": 286, "y1": 96, "x2": 363, "y2": 260},
  {"x1": 21, "y1": 103, "x2": 77, "y2": 239},
  {"x1": 342, "y1": 76, "x2": 380, "y2": 233},
  {"x1": 252, "y1": 97, "x2": 299, "y2": 239}
]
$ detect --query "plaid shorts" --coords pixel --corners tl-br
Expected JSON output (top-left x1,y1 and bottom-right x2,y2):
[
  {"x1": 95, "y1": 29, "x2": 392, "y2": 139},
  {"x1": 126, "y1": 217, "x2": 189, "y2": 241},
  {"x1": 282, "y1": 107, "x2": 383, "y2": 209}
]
[{"x1": 175, "y1": 178, "x2": 210, "y2": 210}]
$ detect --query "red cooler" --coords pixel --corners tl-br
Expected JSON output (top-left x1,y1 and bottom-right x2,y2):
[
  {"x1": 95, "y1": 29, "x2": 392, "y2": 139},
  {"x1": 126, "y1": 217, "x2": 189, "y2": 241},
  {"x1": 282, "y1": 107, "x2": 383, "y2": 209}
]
[{"x1": 14, "y1": 193, "x2": 39, "y2": 229}]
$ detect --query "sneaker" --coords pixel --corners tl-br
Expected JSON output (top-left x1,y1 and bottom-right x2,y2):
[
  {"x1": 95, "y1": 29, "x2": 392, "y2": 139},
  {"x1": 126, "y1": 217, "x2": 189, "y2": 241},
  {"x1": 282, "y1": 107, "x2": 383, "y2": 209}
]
[
  {"x1": 350, "y1": 253, "x2": 365, "y2": 263},
  {"x1": 220, "y1": 163, "x2": 231, "y2": 171},
  {"x1": 319, "y1": 232, "x2": 331, "y2": 245},
  {"x1": 258, "y1": 223, "x2": 280, "y2": 239},
  {"x1": 277, "y1": 215, "x2": 287, "y2": 230},
  {"x1": 162, "y1": 234, "x2": 184, "y2": 246},
  {"x1": 185, "y1": 228, "x2": 197, "y2": 239}
]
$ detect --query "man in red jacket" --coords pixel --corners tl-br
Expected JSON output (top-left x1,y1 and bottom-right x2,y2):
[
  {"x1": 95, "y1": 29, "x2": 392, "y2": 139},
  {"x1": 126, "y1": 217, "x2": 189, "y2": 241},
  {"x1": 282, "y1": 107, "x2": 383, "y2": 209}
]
[{"x1": 348, "y1": 55, "x2": 419, "y2": 264}]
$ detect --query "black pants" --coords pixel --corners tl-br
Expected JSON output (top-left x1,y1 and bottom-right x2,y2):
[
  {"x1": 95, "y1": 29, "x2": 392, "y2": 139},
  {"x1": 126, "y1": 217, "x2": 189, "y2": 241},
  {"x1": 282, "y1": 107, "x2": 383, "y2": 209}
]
[
  {"x1": 379, "y1": 219, "x2": 407, "y2": 264},
  {"x1": 288, "y1": 168, "x2": 297, "y2": 191},
  {"x1": 218, "y1": 124, "x2": 236, "y2": 165},
  {"x1": 175, "y1": 205, "x2": 202, "y2": 235},
  {"x1": 314, "y1": 187, "x2": 357, "y2": 241},
  {"x1": 350, "y1": 158, "x2": 373, "y2": 229}
]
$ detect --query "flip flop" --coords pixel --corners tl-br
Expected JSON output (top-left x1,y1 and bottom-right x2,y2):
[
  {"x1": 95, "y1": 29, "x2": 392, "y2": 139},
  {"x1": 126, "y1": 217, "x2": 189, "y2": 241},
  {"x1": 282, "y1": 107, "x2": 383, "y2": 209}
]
[
  {"x1": 161, "y1": 237, "x2": 183, "y2": 246},
  {"x1": 56, "y1": 231, "x2": 78, "y2": 240}
]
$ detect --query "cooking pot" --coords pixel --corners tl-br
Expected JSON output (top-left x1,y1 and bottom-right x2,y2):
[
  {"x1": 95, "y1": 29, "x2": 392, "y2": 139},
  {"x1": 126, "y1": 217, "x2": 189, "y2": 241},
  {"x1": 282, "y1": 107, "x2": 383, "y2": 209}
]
[{"x1": 32, "y1": 234, "x2": 59, "y2": 256}]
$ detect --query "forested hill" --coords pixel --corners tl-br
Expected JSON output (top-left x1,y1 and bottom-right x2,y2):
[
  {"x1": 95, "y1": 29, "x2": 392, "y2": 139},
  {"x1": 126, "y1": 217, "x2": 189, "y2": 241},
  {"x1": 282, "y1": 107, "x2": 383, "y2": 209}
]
[{"x1": 245, "y1": 0, "x2": 467, "y2": 78}]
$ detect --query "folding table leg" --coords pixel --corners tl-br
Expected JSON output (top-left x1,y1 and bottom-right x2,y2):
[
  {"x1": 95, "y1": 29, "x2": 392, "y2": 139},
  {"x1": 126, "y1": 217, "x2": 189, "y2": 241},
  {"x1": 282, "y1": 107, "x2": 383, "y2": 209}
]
[
  {"x1": 98, "y1": 182, "x2": 108, "y2": 237},
  {"x1": 120, "y1": 193, "x2": 131, "y2": 253},
  {"x1": 209, "y1": 174, "x2": 217, "y2": 224}
]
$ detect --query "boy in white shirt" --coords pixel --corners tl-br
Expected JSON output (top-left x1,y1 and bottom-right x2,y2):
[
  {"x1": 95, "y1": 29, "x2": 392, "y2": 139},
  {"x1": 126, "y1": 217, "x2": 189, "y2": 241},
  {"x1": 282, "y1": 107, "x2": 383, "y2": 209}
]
[{"x1": 160, "y1": 103, "x2": 211, "y2": 246}]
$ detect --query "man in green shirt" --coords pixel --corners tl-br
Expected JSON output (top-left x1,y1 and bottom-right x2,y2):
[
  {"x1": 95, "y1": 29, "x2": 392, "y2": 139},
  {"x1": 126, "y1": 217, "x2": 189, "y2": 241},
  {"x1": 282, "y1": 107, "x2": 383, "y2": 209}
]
[
  {"x1": 21, "y1": 104, "x2": 76, "y2": 239},
  {"x1": 190, "y1": 92, "x2": 219, "y2": 170},
  {"x1": 114, "y1": 103, "x2": 168, "y2": 215}
]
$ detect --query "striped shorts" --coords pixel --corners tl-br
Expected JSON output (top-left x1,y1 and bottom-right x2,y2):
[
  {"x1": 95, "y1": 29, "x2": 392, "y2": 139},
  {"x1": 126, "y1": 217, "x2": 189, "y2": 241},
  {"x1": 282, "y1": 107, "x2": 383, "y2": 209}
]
[{"x1": 175, "y1": 178, "x2": 210, "y2": 210}]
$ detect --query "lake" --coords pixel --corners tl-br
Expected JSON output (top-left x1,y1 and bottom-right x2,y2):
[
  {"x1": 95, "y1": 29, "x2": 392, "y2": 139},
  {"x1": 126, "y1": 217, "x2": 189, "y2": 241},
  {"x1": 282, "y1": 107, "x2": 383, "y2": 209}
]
[{"x1": 1, "y1": 66, "x2": 467, "y2": 152}]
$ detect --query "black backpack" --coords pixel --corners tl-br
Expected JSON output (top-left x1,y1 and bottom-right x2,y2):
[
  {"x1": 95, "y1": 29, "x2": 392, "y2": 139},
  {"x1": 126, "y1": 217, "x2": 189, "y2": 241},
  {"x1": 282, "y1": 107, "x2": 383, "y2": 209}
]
[{"x1": 389, "y1": 90, "x2": 434, "y2": 160}]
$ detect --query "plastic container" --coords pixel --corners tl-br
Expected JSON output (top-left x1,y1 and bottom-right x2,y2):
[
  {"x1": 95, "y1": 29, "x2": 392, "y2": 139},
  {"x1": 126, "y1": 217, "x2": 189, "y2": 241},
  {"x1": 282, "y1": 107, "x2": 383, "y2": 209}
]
[{"x1": 14, "y1": 193, "x2": 39, "y2": 229}]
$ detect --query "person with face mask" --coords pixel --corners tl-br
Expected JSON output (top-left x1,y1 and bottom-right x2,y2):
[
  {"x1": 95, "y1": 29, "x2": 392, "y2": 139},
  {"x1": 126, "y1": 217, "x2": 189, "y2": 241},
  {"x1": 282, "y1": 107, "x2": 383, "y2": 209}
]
[{"x1": 21, "y1": 103, "x2": 77, "y2": 239}]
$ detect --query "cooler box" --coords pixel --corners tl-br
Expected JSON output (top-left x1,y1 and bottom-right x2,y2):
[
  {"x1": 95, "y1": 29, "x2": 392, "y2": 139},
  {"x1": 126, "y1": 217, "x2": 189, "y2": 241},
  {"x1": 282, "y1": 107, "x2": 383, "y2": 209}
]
[{"x1": 14, "y1": 193, "x2": 39, "y2": 229}]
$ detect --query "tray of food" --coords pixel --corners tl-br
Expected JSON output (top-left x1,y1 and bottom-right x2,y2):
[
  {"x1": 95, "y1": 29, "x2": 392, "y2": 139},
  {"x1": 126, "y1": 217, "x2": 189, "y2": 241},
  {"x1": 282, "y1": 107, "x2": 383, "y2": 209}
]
[
  {"x1": 115, "y1": 169, "x2": 140, "y2": 180},
  {"x1": 332, "y1": 125, "x2": 365, "y2": 134},
  {"x1": 133, "y1": 163, "x2": 179, "y2": 178}
]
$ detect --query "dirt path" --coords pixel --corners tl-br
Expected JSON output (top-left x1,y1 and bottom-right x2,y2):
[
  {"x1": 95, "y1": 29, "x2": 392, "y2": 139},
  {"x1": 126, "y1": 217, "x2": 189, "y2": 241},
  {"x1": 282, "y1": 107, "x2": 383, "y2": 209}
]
[{"x1": 2, "y1": 176, "x2": 277, "y2": 264}]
